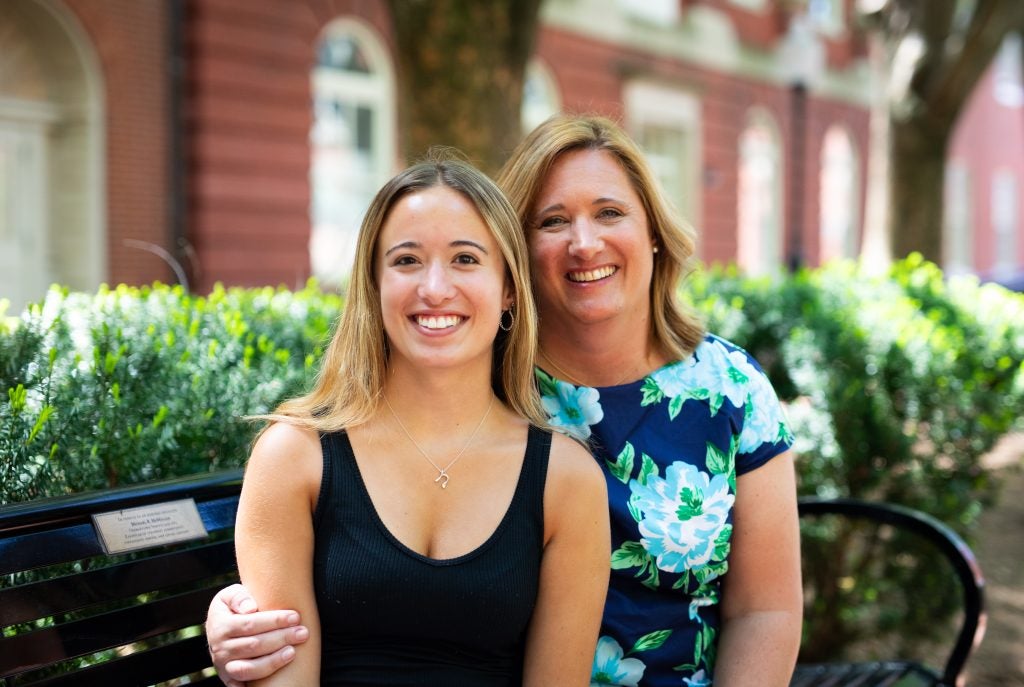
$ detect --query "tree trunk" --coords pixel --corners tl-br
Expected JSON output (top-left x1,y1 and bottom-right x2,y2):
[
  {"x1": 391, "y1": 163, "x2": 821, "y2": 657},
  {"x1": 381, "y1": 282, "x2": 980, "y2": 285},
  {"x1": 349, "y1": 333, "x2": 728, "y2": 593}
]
[
  {"x1": 888, "y1": 119, "x2": 948, "y2": 262},
  {"x1": 386, "y1": 0, "x2": 543, "y2": 175},
  {"x1": 859, "y1": 0, "x2": 1024, "y2": 264}
]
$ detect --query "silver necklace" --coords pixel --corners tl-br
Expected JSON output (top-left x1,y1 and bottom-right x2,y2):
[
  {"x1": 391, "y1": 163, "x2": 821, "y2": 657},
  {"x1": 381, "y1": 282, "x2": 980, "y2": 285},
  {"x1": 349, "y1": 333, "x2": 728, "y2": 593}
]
[{"x1": 383, "y1": 395, "x2": 495, "y2": 489}]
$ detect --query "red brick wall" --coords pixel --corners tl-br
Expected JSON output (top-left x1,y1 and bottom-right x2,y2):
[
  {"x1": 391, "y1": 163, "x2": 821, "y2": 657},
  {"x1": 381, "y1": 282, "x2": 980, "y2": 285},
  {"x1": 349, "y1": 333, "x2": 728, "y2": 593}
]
[
  {"x1": 184, "y1": 0, "x2": 392, "y2": 292},
  {"x1": 537, "y1": 27, "x2": 870, "y2": 269},
  {"x1": 61, "y1": 0, "x2": 172, "y2": 286},
  {"x1": 949, "y1": 62, "x2": 1024, "y2": 275}
]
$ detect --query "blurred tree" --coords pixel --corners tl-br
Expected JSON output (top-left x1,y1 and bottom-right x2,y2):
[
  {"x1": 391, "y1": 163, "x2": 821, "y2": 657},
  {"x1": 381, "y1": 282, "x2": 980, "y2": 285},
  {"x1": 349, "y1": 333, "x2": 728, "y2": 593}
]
[
  {"x1": 858, "y1": 0, "x2": 1024, "y2": 266},
  {"x1": 386, "y1": 0, "x2": 543, "y2": 175}
]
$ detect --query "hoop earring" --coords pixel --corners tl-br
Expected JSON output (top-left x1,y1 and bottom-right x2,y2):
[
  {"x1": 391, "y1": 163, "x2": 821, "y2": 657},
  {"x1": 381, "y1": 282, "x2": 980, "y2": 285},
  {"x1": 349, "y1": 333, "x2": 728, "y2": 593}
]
[{"x1": 499, "y1": 306, "x2": 515, "y2": 332}]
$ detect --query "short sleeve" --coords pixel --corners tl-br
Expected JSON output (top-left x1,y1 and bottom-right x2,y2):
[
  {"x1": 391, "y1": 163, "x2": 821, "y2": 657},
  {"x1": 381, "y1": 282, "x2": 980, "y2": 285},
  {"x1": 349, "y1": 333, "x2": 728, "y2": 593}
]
[{"x1": 733, "y1": 348, "x2": 794, "y2": 476}]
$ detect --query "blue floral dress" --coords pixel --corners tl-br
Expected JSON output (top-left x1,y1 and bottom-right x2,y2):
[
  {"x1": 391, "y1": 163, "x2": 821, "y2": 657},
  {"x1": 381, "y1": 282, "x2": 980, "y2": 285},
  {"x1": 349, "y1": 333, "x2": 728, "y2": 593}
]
[{"x1": 537, "y1": 334, "x2": 794, "y2": 687}]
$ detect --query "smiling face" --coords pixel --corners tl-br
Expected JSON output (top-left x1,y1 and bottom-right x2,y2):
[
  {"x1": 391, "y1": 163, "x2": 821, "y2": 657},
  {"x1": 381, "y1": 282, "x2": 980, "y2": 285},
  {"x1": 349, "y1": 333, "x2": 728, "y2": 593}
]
[
  {"x1": 528, "y1": 148, "x2": 656, "y2": 336},
  {"x1": 376, "y1": 185, "x2": 513, "y2": 376}
]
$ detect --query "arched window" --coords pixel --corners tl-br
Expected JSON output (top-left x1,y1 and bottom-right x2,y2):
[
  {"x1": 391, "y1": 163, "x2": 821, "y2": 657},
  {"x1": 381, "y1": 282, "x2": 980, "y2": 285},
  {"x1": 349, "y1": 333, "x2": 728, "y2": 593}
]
[
  {"x1": 310, "y1": 19, "x2": 395, "y2": 287},
  {"x1": 521, "y1": 59, "x2": 561, "y2": 134},
  {"x1": 0, "y1": 0, "x2": 103, "y2": 313},
  {"x1": 625, "y1": 81, "x2": 702, "y2": 228},
  {"x1": 943, "y1": 160, "x2": 973, "y2": 275},
  {"x1": 737, "y1": 109, "x2": 783, "y2": 276},
  {"x1": 818, "y1": 126, "x2": 859, "y2": 263},
  {"x1": 991, "y1": 169, "x2": 1019, "y2": 278}
]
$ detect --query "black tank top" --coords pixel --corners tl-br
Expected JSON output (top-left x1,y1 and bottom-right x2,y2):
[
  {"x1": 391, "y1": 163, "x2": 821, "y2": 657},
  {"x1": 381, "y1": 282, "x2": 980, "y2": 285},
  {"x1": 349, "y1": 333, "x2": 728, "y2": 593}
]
[{"x1": 313, "y1": 425, "x2": 551, "y2": 686}]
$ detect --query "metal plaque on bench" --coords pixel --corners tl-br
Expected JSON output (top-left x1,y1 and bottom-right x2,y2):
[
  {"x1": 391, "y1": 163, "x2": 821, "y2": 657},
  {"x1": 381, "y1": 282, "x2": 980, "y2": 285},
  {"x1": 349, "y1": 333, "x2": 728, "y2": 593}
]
[{"x1": 92, "y1": 498, "x2": 208, "y2": 554}]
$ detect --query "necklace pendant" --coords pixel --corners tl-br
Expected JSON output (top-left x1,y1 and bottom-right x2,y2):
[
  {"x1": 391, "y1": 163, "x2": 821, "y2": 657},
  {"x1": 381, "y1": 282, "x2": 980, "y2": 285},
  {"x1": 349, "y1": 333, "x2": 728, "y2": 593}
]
[{"x1": 435, "y1": 470, "x2": 450, "y2": 489}]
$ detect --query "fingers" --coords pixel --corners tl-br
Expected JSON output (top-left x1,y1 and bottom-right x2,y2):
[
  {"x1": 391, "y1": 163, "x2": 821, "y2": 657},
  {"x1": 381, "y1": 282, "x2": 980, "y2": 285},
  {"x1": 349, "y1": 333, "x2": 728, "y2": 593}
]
[
  {"x1": 205, "y1": 622, "x2": 305, "y2": 679},
  {"x1": 217, "y1": 583, "x2": 259, "y2": 615},
  {"x1": 222, "y1": 647, "x2": 301, "y2": 683},
  {"x1": 206, "y1": 583, "x2": 308, "y2": 685}
]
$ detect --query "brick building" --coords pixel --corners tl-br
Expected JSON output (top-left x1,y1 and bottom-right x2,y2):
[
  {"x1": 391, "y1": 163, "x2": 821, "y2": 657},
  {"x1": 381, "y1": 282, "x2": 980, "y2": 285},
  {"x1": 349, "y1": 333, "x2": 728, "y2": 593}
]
[{"x1": 1, "y1": 0, "x2": 1021, "y2": 311}]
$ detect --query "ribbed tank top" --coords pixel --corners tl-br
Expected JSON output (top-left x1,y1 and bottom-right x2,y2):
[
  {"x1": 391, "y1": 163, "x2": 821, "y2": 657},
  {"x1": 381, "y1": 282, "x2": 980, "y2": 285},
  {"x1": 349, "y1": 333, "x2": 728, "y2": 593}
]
[{"x1": 313, "y1": 425, "x2": 551, "y2": 686}]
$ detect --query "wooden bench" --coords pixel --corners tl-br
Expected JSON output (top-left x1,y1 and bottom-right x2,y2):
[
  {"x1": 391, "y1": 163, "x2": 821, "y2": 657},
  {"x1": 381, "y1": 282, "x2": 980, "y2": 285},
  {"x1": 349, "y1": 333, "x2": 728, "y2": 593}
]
[{"x1": 0, "y1": 472, "x2": 985, "y2": 687}]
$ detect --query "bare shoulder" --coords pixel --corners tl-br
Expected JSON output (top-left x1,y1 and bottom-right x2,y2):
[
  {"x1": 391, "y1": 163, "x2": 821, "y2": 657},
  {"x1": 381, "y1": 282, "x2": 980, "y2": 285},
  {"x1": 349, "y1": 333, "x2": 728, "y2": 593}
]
[
  {"x1": 544, "y1": 430, "x2": 606, "y2": 503},
  {"x1": 244, "y1": 421, "x2": 323, "y2": 498}
]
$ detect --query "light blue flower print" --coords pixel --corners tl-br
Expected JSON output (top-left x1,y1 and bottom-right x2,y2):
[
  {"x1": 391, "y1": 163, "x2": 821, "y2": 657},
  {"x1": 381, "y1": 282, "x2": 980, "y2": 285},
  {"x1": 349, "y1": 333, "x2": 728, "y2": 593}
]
[
  {"x1": 738, "y1": 371, "x2": 789, "y2": 453},
  {"x1": 695, "y1": 339, "x2": 758, "y2": 411},
  {"x1": 649, "y1": 353, "x2": 698, "y2": 399},
  {"x1": 683, "y1": 669, "x2": 711, "y2": 686},
  {"x1": 647, "y1": 339, "x2": 760, "y2": 418},
  {"x1": 591, "y1": 636, "x2": 647, "y2": 686},
  {"x1": 540, "y1": 379, "x2": 604, "y2": 441},
  {"x1": 630, "y1": 462, "x2": 735, "y2": 573}
]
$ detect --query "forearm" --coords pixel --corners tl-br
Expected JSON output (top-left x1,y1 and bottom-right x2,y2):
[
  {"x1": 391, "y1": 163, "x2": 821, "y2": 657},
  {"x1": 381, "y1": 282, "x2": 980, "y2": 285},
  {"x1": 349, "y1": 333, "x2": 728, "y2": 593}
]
[{"x1": 713, "y1": 609, "x2": 801, "y2": 687}]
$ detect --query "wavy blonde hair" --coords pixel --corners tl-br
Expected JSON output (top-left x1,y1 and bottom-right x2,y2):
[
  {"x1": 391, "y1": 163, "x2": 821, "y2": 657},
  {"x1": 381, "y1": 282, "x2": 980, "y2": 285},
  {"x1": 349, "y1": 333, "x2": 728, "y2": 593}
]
[
  {"x1": 496, "y1": 113, "x2": 706, "y2": 361},
  {"x1": 267, "y1": 156, "x2": 546, "y2": 431}
]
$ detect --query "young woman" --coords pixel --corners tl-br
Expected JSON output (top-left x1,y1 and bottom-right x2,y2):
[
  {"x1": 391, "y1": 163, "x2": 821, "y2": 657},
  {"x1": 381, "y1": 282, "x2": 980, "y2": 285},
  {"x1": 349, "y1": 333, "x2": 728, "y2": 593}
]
[
  {"x1": 232, "y1": 156, "x2": 609, "y2": 686},
  {"x1": 211, "y1": 116, "x2": 802, "y2": 686}
]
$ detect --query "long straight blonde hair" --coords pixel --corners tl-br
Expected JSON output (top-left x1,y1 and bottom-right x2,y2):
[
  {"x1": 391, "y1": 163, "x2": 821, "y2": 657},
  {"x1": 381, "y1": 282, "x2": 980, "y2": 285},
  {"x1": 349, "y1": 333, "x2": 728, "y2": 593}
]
[
  {"x1": 266, "y1": 156, "x2": 546, "y2": 431},
  {"x1": 496, "y1": 113, "x2": 706, "y2": 361}
]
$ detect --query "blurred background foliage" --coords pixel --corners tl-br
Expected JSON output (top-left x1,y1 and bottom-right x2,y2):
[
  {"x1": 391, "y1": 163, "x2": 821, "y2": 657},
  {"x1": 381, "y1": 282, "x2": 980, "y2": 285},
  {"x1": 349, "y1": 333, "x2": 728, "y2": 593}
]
[
  {"x1": 0, "y1": 282, "x2": 339, "y2": 502},
  {"x1": 690, "y1": 253, "x2": 1024, "y2": 662},
  {"x1": 2, "y1": 256, "x2": 1022, "y2": 660},
  {"x1": 4, "y1": 254, "x2": 1022, "y2": 510}
]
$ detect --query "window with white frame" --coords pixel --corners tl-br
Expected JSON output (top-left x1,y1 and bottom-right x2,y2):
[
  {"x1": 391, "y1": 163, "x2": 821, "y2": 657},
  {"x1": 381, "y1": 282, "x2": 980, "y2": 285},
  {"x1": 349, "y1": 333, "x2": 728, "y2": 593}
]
[
  {"x1": 521, "y1": 59, "x2": 561, "y2": 134},
  {"x1": 993, "y1": 33, "x2": 1023, "y2": 108},
  {"x1": 624, "y1": 81, "x2": 702, "y2": 228},
  {"x1": 728, "y1": 0, "x2": 767, "y2": 10},
  {"x1": 310, "y1": 19, "x2": 395, "y2": 287},
  {"x1": 943, "y1": 161, "x2": 973, "y2": 274},
  {"x1": 991, "y1": 169, "x2": 1019, "y2": 277},
  {"x1": 617, "y1": 0, "x2": 680, "y2": 25},
  {"x1": 818, "y1": 126, "x2": 859, "y2": 263},
  {"x1": 807, "y1": 0, "x2": 844, "y2": 36},
  {"x1": 737, "y1": 109, "x2": 783, "y2": 276}
]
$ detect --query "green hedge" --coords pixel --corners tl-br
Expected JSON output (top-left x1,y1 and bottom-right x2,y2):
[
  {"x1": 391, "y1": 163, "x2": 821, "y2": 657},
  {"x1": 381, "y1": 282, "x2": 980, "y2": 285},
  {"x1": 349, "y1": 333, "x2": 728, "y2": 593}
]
[
  {"x1": 1, "y1": 282, "x2": 339, "y2": 502},
  {"x1": 2, "y1": 256, "x2": 1022, "y2": 660},
  {"x1": 690, "y1": 253, "x2": 1023, "y2": 661},
  {"x1": 3, "y1": 256, "x2": 1021, "y2": 510}
]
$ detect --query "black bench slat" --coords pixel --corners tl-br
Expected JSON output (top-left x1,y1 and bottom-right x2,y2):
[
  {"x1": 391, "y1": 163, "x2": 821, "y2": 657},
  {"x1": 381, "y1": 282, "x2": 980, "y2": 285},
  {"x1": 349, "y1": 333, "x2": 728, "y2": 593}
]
[
  {"x1": 0, "y1": 471, "x2": 244, "y2": 535},
  {"x1": 792, "y1": 661, "x2": 939, "y2": 686},
  {"x1": 793, "y1": 497, "x2": 984, "y2": 687},
  {"x1": 0, "y1": 584, "x2": 226, "y2": 675},
  {"x1": 0, "y1": 539, "x2": 236, "y2": 626},
  {"x1": 2, "y1": 471, "x2": 980, "y2": 686},
  {"x1": 0, "y1": 495, "x2": 239, "y2": 576},
  {"x1": 8, "y1": 634, "x2": 213, "y2": 687},
  {"x1": 1, "y1": 471, "x2": 244, "y2": 685}
]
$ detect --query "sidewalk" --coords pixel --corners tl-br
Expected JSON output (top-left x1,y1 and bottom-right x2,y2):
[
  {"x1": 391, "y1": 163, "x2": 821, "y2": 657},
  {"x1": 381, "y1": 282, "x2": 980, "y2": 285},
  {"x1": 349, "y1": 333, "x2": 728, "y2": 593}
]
[{"x1": 968, "y1": 433, "x2": 1024, "y2": 686}]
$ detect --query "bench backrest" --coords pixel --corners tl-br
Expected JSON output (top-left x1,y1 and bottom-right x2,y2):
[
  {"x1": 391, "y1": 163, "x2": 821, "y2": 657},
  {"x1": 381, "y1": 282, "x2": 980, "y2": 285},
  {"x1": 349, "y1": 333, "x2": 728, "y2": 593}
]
[
  {"x1": 0, "y1": 469, "x2": 244, "y2": 687},
  {"x1": 2, "y1": 473, "x2": 985, "y2": 687}
]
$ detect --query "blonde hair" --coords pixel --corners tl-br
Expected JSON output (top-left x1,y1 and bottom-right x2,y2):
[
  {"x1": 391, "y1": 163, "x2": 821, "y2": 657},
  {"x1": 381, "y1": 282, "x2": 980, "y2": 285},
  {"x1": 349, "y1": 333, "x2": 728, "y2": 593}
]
[
  {"x1": 496, "y1": 113, "x2": 706, "y2": 361},
  {"x1": 268, "y1": 156, "x2": 546, "y2": 431}
]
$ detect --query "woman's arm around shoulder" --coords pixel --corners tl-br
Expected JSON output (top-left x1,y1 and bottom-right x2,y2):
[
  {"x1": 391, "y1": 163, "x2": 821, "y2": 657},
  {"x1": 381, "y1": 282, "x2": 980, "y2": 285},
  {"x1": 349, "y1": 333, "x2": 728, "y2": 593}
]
[
  {"x1": 523, "y1": 432, "x2": 610, "y2": 687},
  {"x1": 234, "y1": 422, "x2": 324, "y2": 686},
  {"x1": 716, "y1": 451, "x2": 803, "y2": 686}
]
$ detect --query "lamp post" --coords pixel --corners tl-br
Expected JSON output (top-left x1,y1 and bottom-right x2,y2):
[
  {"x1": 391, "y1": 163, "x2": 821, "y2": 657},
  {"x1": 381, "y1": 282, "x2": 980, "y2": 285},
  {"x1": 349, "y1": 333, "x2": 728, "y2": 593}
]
[{"x1": 780, "y1": 11, "x2": 824, "y2": 272}]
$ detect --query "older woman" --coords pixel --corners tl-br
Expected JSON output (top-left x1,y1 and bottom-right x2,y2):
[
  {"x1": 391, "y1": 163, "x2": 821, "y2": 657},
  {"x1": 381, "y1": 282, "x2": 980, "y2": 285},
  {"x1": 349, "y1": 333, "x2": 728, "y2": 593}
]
[{"x1": 208, "y1": 115, "x2": 802, "y2": 686}]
